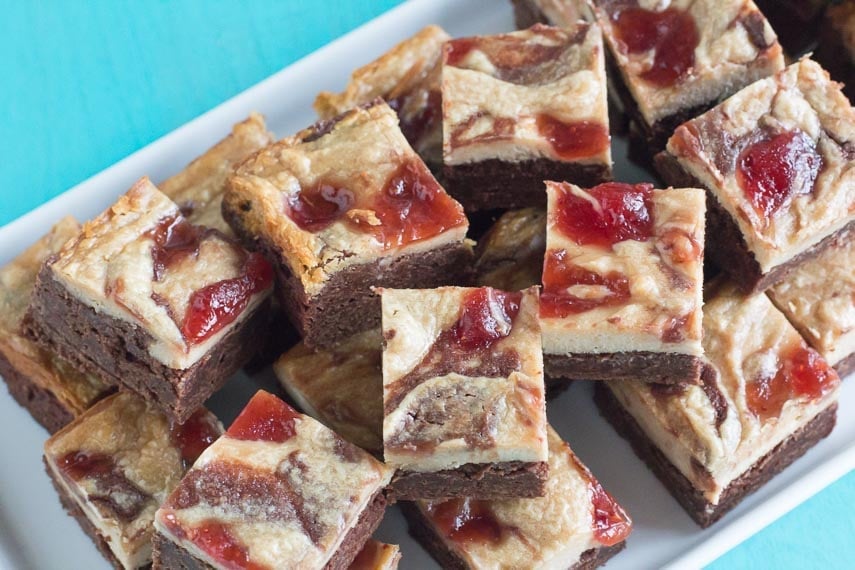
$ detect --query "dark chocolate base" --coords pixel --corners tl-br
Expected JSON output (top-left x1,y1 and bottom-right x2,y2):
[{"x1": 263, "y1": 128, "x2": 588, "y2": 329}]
[
  {"x1": 0, "y1": 351, "x2": 76, "y2": 434},
  {"x1": 834, "y1": 352, "x2": 855, "y2": 378},
  {"x1": 25, "y1": 269, "x2": 270, "y2": 423},
  {"x1": 655, "y1": 150, "x2": 855, "y2": 293},
  {"x1": 400, "y1": 501, "x2": 626, "y2": 570},
  {"x1": 544, "y1": 351, "x2": 702, "y2": 385},
  {"x1": 389, "y1": 460, "x2": 548, "y2": 501},
  {"x1": 152, "y1": 491, "x2": 387, "y2": 570},
  {"x1": 45, "y1": 458, "x2": 131, "y2": 570},
  {"x1": 443, "y1": 158, "x2": 611, "y2": 212},
  {"x1": 595, "y1": 383, "x2": 838, "y2": 528}
]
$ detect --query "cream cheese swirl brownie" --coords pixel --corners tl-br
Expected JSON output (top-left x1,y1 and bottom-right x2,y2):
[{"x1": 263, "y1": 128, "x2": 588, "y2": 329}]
[
  {"x1": 274, "y1": 328, "x2": 384, "y2": 455},
  {"x1": 597, "y1": 280, "x2": 840, "y2": 527},
  {"x1": 441, "y1": 23, "x2": 612, "y2": 210},
  {"x1": 0, "y1": 218, "x2": 111, "y2": 433},
  {"x1": 153, "y1": 390, "x2": 393, "y2": 570},
  {"x1": 511, "y1": 0, "x2": 593, "y2": 29},
  {"x1": 26, "y1": 178, "x2": 273, "y2": 422},
  {"x1": 314, "y1": 26, "x2": 449, "y2": 168},
  {"x1": 381, "y1": 286, "x2": 548, "y2": 500},
  {"x1": 44, "y1": 392, "x2": 222, "y2": 569},
  {"x1": 657, "y1": 59, "x2": 855, "y2": 293},
  {"x1": 223, "y1": 100, "x2": 471, "y2": 348},
  {"x1": 541, "y1": 181, "x2": 706, "y2": 384},
  {"x1": 160, "y1": 114, "x2": 274, "y2": 235},
  {"x1": 591, "y1": 0, "x2": 784, "y2": 152},
  {"x1": 402, "y1": 426, "x2": 632, "y2": 570},
  {"x1": 768, "y1": 238, "x2": 855, "y2": 377},
  {"x1": 474, "y1": 208, "x2": 547, "y2": 292}
]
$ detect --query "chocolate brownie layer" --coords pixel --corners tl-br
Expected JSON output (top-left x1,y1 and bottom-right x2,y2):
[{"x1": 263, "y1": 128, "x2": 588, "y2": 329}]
[
  {"x1": 251, "y1": 235, "x2": 473, "y2": 349},
  {"x1": 595, "y1": 383, "x2": 838, "y2": 527},
  {"x1": 544, "y1": 352, "x2": 702, "y2": 385},
  {"x1": 0, "y1": 353, "x2": 76, "y2": 434},
  {"x1": 400, "y1": 501, "x2": 626, "y2": 570},
  {"x1": 25, "y1": 270, "x2": 270, "y2": 423},
  {"x1": 443, "y1": 159, "x2": 611, "y2": 211},
  {"x1": 655, "y1": 151, "x2": 855, "y2": 293},
  {"x1": 152, "y1": 491, "x2": 387, "y2": 570},
  {"x1": 389, "y1": 461, "x2": 548, "y2": 501},
  {"x1": 44, "y1": 458, "x2": 127, "y2": 570},
  {"x1": 835, "y1": 352, "x2": 855, "y2": 378}
]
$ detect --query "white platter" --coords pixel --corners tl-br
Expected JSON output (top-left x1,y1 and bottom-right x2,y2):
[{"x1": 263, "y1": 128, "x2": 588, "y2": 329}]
[{"x1": 1, "y1": 1, "x2": 853, "y2": 569}]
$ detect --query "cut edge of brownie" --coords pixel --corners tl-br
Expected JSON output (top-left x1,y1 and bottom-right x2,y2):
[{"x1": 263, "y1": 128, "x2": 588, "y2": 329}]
[
  {"x1": 400, "y1": 500, "x2": 627, "y2": 570},
  {"x1": 834, "y1": 352, "x2": 855, "y2": 378},
  {"x1": 594, "y1": 382, "x2": 838, "y2": 528},
  {"x1": 443, "y1": 159, "x2": 611, "y2": 212},
  {"x1": 24, "y1": 268, "x2": 271, "y2": 423},
  {"x1": 388, "y1": 460, "x2": 548, "y2": 501},
  {"x1": 655, "y1": 150, "x2": 855, "y2": 293},
  {"x1": 151, "y1": 490, "x2": 388, "y2": 570},
  {"x1": 0, "y1": 351, "x2": 78, "y2": 434},
  {"x1": 544, "y1": 351, "x2": 702, "y2": 385}
]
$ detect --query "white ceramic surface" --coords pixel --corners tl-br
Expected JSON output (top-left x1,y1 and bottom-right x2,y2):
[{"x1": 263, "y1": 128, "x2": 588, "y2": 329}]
[{"x1": 1, "y1": 1, "x2": 853, "y2": 569}]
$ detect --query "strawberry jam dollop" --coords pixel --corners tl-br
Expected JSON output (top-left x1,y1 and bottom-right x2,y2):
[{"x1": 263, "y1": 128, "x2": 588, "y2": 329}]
[
  {"x1": 445, "y1": 37, "x2": 478, "y2": 67},
  {"x1": 180, "y1": 519, "x2": 267, "y2": 570},
  {"x1": 286, "y1": 181, "x2": 355, "y2": 232},
  {"x1": 148, "y1": 215, "x2": 210, "y2": 281},
  {"x1": 451, "y1": 288, "x2": 522, "y2": 351},
  {"x1": 746, "y1": 344, "x2": 839, "y2": 421},
  {"x1": 736, "y1": 130, "x2": 822, "y2": 220},
  {"x1": 541, "y1": 249, "x2": 631, "y2": 318},
  {"x1": 569, "y1": 453, "x2": 633, "y2": 546},
  {"x1": 170, "y1": 410, "x2": 221, "y2": 468},
  {"x1": 610, "y1": 6, "x2": 699, "y2": 87},
  {"x1": 426, "y1": 498, "x2": 505, "y2": 546},
  {"x1": 553, "y1": 182, "x2": 655, "y2": 248},
  {"x1": 59, "y1": 451, "x2": 115, "y2": 481},
  {"x1": 227, "y1": 391, "x2": 300, "y2": 443},
  {"x1": 536, "y1": 115, "x2": 610, "y2": 161},
  {"x1": 181, "y1": 252, "x2": 272, "y2": 345}
]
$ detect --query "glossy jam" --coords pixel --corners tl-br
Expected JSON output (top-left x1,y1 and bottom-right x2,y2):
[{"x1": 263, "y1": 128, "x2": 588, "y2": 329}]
[
  {"x1": 426, "y1": 498, "x2": 504, "y2": 546},
  {"x1": 611, "y1": 6, "x2": 699, "y2": 87},
  {"x1": 58, "y1": 451, "x2": 115, "y2": 481},
  {"x1": 170, "y1": 410, "x2": 221, "y2": 468},
  {"x1": 540, "y1": 249, "x2": 631, "y2": 318},
  {"x1": 181, "y1": 252, "x2": 272, "y2": 344},
  {"x1": 445, "y1": 37, "x2": 478, "y2": 66},
  {"x1": 536, "y1": 115, "x2": 610, "y2": 161},
  {"x1": 451, "y1": 288, "x2": 522, "y2": 351},
  {"x1": 286, "y1": 181, "x2": 355, "y2": 232},
  {"x1": 350, "y1": 541, "x2": 385, "y2": 570},
  {"x1": 361, "y1": 160, "x2": 465, "y2": 248},
  {"x1": 148, "y1": 215, "x2": 208, "y2": 280},
  {"x1": 553, "y1": 182, "x2": 654, "y2": 248},
  {"x1": 736, "y1": 130, "x2": 822, "y2": 220},
  {"x1": 747, "y1": 345, "x2": 839, "y2": 421},
  {"x1": 184, "y1": 519, "x2": 266, "y2": 570},
  {"x1": 591, "y1": 480, "x2": 633, "y2": 546},
  {"x1": 227, "y1": 391, "x2": 300, "y2": 443}
]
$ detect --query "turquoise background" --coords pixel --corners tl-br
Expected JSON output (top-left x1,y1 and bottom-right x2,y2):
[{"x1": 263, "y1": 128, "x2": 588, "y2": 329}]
[{"x1": 1, "y1": 1, "x2": 852, "y2": 568}]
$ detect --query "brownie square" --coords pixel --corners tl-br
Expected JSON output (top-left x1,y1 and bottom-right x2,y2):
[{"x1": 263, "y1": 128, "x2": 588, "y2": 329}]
[
  {"x1": 223, "y1": 100, "x2": 472, "y2": 348},
  {"x1": 511, "y1": 0, "x2": 592, "y2": 29},
  {"x1": 540, "y1": 181, "x2": 706, "y2": 384},
  {"x1": 474, "y1": 207, "x2": 547, "y2": 292},
  {"x1": 402, "y1": 425, "x2": 631, "y2": 569},
  {"x1": 0, "y1": 218, "x2": 112, "y2": 433},
  {"x1": 380, "y1": 286, "x2": 548, "y2": 500},
  {"x1": 441, "y1": 23, "x2": 612, "y2": 210},
  {"x1": 25, "y1": 178, "x2": 273, "y2": 423},
  {"x1": 657, "y1": 59, "x2": 855, "y2": 293},
  {"x1": 598, "y1": 280, "x2": 840, "y2": 527},
  {"x1": 590, "y1": 0, "x2": 784, "y2": 153},
  {"x1": 43, "y1": 392, "x2": 222, "y2": 569},
  {"x1": 159, "y1": 113, "x2": 274, "y2": 235},
  {"x1": 274, "y1": 328, "x2": 384, "y2": 455},
  {"x1": 314, "y1": 26, "x2": 449, "y2": 169},
  {"x1": 768, "y1": 237, "x2": 855, "y2": 377},
  {"x1": 153, "y1": 390, "x2": 393, "y2": 569}
]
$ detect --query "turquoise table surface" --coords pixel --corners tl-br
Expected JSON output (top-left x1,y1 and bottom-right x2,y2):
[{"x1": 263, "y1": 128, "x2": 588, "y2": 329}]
[{"x1": 1, "y1": 1, "x2": 853, "y2": 568}]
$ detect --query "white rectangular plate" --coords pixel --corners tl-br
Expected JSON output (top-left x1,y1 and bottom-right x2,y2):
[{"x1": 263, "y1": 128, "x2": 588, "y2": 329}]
[{"x1": 1, "y1": 1, "x2": 853, "y2": 569}]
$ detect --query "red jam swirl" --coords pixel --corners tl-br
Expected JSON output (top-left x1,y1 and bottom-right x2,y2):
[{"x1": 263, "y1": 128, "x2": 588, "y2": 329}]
[
  {"x1": 445, "y1": 37, "x2": 478, "y2": 67},
  {"x1": 736, "y1": 130, "x2": 822, "y2": 221},
  {"x1": 148, "y1": 215, "x2": 209, "y2": 281},
  {"x1": 170, "y1": 410, "x2": 221, "y2": 468},
  {"x1": 746, "y1": 344, "x2": 839, "y2": 421},
  {"x1": 227, "y1": 391, "x2": 301, "y2": 443},
  {"x1": 173, "y1": 518, "x2": 267, "y2": 570},
  {"x1": 59, "y1": 451, "x2": 115, "y2": 481},
  {"x1": 553, "y1": 182, "x2": 655, "y2": 248},
  {"x1": 591, "y1": 478, "x2": 633, "y2": 546},
  {"x1": 286, "y1": 181, "x2": 355, "y2": 232},
  {"x1": 450, "y1": 288, "x2": 522, "y2": 351},
  {"x1": 541, "y1": 250, "x2": 631, "y2": 318},
  {"x1": 610, "y1": 6, "x2": 699, "y2": 87},
  {"x1": 536, "y1": 115, "x2": 610, "y2": 161},
  {"x1": 426, "y1": 498, "x2": 505, "y2": 546}
]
